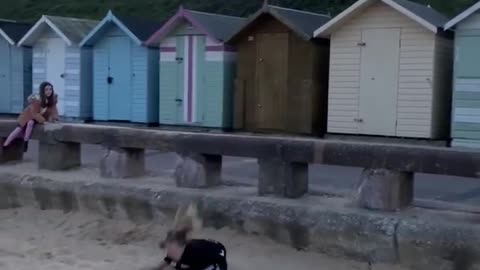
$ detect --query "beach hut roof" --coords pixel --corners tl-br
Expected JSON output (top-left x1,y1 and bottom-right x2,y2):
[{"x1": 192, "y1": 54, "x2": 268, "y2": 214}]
[
  {"x1": 314, "y1": 0, "x2": 449, "y2": 37},
  {"x1": 445, "y1": 1, "x2": 480, "y2": 30},
  {"x1": 80, "y1": 10, "x2": 164, "y2": 47},
  {"x1": 18, "y1": 15, "x2": 98, "y2": 46},
  {"x1": 227, "y1": 4, "x2": 330, "y2": 42},
  {"x1": 0, "y1": 20, "x2": 32, "y2": 45},
  {"x1": 146, "y1": 7, "x2": 246, "y2": 46}
]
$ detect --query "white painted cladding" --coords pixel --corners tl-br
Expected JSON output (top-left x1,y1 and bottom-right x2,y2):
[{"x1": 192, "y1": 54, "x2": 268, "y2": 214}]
[{"x1": 327, "y1": 1, "x2": 451, "y2": 138}]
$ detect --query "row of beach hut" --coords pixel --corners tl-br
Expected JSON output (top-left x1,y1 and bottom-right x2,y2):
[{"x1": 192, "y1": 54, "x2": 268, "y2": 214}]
[{"x1": 1, "y1": 0, "x2": 480, "y2": 147}]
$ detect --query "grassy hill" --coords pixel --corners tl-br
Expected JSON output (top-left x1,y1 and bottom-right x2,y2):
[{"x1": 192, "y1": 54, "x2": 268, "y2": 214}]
[{"x1": 0, "y1": 0, "x2": 477, "y2": 23}]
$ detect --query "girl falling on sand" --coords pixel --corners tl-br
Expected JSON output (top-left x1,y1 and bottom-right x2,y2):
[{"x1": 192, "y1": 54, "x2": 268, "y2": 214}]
[
  {"x1": 152, "y1": 204, "x2": 228, "y2": 270},
  {"x1": 3, "y1": 81, "x2": 58, "y2": 152}
]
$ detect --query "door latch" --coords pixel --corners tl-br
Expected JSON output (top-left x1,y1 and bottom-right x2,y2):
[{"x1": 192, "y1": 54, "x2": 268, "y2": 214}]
[
  {"x1": 175, "y1": 98, "x2": 183, "y2": 103},
  {"x1": 353, "y1": 118, "x2": 363, "y2": 123},
  {"x1": 107, "y1": 76, "x2": 113, "y2": 84},
  {"x1": 175, "y1": 57, "x2": 183, "y2": 62},
  {"x1": 357, "y1": 42, "x2": 366, "y2": 46}
]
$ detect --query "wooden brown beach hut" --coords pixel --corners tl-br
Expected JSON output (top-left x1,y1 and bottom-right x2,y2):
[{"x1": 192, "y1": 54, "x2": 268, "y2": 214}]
[{"x1": 227, "y1": 4, "x2": 331, "y2": 135}]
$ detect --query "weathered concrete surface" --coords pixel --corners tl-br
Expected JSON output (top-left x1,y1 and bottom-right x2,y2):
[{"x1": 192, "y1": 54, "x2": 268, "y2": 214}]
[
  {"x1": 258, "y1": 158, "x2": 308, "y2": 198},
  {"x1": 1, "y1": 120, "x2": 480, "y2": 177},
  {"x1": 174, "y1": 153, "x2": 222, "y2": 188},
  {"x1": 355, "y1": 169, "x2": 413, "y2": 211},
  {"x1": 100, "y1": 147, "x2": 145, "y2": 178},
  {"x1": 0, "y1": 170, "x2": 479, "y2": 269},
  {"x1": 0, "y1": 138, "x2": 24, "y2": 163},
  {"x1": 38, "y1": 140, "x2": 81, "y2": 170}
]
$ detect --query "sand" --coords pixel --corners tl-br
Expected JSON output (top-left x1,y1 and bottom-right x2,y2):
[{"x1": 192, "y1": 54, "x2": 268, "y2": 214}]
[{"x1": 0, "y1": 207, "x2": 408, "y2": 270}]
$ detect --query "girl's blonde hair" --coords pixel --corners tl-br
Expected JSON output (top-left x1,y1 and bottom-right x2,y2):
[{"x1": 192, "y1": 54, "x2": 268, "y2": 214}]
[{"x1": 160, "y1": 203, "x2": 202, "y2": 248}]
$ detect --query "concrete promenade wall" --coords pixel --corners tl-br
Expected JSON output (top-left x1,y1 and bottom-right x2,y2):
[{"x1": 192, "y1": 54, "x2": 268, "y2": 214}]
[{"x1": 1, "y1": 120, "x2": 480, "y2": 269}]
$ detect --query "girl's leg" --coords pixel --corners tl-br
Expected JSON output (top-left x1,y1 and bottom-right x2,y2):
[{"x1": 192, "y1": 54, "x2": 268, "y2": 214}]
[
  {"x1": 3, "y1": 127, "x2": 23, "y2": 147},
  {"x1": 24, "y1": 120, "x2": 35, "y2": 141}
]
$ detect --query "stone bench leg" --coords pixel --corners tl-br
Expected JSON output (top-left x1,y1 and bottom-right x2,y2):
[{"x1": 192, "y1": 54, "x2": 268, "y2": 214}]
[
  {"x1": 174, "y1": 153, "x2": 222, "y2": 188},
  {"x1": 100, "y1": 147, "x2": 145, "y2": 178},
  {"x1": 39, "y1": 140, "x2": 81, "y2": 170},
  {"x1": 0, "y1": 138, "x2": 24, "y2": 163},
  {"x1": 355, "y1": 168, "x2": 413, "y2": 211},
  {"x1": 258, "y1": 159, "x2": 308, "y2": 198}
]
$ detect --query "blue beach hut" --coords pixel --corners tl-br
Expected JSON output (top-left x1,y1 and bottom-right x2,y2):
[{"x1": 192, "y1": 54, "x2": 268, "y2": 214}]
[
  {"x1": 80, "y1": 11, "x2": 163, "y2": 124},
  {"x1": 0, "y1": 20, "x2": 32, "y2": 114}
]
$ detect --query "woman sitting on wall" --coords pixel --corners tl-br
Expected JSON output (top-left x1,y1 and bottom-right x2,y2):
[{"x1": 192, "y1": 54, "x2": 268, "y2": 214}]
[{"x1": 2, "y1": 81, "x2": 58, "y2": 152}]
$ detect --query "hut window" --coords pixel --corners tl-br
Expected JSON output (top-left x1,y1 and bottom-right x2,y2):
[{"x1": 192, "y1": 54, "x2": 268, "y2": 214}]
[{"x1": 248, "y1": 36, "x2": 254, "y2": 41}]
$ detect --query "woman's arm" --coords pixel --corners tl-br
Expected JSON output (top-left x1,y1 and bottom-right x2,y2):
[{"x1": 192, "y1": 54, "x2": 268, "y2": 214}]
[{"x1": 29, "y1": 101, "x2": 46, "y2": 124}]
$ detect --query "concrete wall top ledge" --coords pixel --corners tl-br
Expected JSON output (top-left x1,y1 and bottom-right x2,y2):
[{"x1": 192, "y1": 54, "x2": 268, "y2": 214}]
[{"x1": 0, "y1": 119, "x2": 479, "y2": 178}]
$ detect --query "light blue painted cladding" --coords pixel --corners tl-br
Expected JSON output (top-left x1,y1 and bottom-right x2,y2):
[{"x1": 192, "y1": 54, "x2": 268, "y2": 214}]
[
  {"x1": 452, "y1": 138, "x2": 480, "y2": 149},
  {"x1": 159, "y1": 36, "x2": 184, "y2": 124},
  {"x1": 451, "y1": 24, "x2": 480, "y2": 147},
  {"x1": 147, "y1": 48, "x2": 159, "y2": 123},
  {"x1": 201, "y1": 60, "x2": 235, "y2": 129},
  {"x1": 64, "y1": 47, "x2": 81, "y2": 117},
  {"x1": 0, "y1": 41, "x2": 32, "y2": 114},
  {"x1": 0, "y1": 38, "x2": 12, "y2": 113},
  {"x1": 108, "y1": 36, "x2": 131, "y2": 121},
  {"x1": 203, "y1": 62, "x2": 224, "y2": 127},
  {"x1": 176, "y1": 37, "x2": 185, "y2": 123},
  {"x1": 80, "y1": 48, "x2": 93, "y2": 119},
  {"x1": 159, "y1": 62, "x2": 179, "y2": 124},
  {"x1": 32, "y1": 46, "x2": 47, "y2": 93},
  {"x1": 93, "y1": 46, "x2": 109, "y2": 120},
  {"x1": 10, "y1": 46, "x2": 27, "y2": 113},
  {"x1": 131, "y1": 45, "x2": 149, "y2": 123},
  {"x1": 195, "y1": 36, "x2": 205, "y2": 124}
]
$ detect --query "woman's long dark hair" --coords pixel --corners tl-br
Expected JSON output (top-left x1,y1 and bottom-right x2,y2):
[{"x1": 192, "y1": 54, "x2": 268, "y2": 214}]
[{"x1": 39, "y1": 81, "x2": 55, "y2": 108}]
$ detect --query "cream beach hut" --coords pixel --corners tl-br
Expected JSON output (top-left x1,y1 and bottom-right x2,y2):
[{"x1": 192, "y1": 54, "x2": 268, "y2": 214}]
[{"x1": 314, "y1": 0, "x2": 453, "y2": 139}]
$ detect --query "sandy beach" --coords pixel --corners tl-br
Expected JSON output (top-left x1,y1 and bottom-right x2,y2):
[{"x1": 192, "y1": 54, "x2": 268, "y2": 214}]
[{"x1": 0, "y1": 207, "x2": 408, "y2": 270}]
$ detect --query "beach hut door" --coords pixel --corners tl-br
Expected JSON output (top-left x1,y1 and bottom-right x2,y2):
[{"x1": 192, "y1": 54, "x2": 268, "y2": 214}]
[
  {"x1": 359, "y1": 28, "x2": 400, "y2": 136},
  {"x1": 255, "y1": 33, "x2": 288, "y2": 130},
  {"x1": 46, "y1": 38, "x2": 66, "y2": 116},
  {"x1": 107, "y1": 36, "x2": 131, "y2": 121},
  {"x1": 0, "y1": 40, "x2": 11, "y2": 113}
]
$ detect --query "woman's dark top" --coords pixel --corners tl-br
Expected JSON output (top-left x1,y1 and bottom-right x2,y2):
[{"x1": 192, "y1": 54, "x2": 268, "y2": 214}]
[{"x1": 164, "y1": 239, "x2": 227, "y2": 270}]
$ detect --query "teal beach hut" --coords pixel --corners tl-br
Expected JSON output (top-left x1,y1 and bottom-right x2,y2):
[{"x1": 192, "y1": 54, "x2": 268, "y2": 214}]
[
  {"x1": 445, "y1": 1, "x2": 480, "y2": 148},
  {"x1": 0, "y1": 20, "x2": 32, "y2": 114},
  {"x1": 146, "y1": 7, "x2": 246, "y2": 128},
  {"x1": 80, "y1": 11, "x2": 163, "y2": 124}
]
